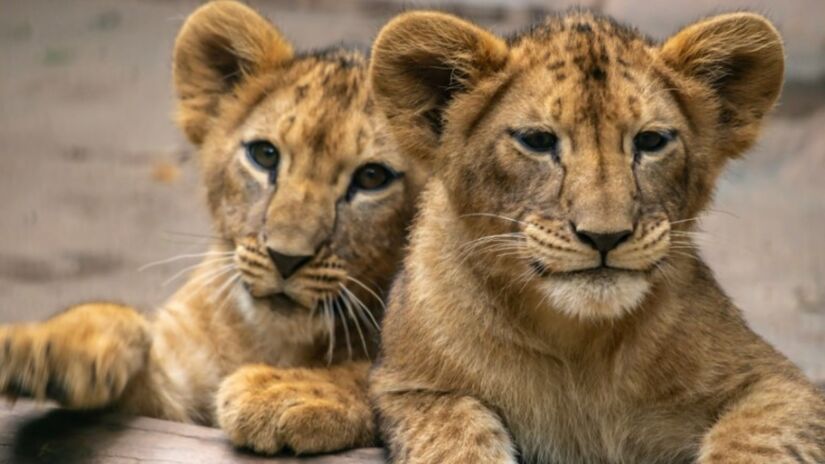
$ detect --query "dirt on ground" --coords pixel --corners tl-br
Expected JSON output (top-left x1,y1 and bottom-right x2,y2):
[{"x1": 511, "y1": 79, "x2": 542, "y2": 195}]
[{"x1": 1, "y1": 0, "x2": 823, "y2": 381}]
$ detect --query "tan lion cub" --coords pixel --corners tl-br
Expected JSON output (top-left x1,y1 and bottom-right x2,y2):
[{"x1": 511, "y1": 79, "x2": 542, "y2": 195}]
[
  {"x1": 0, "y1": 1, "x2": 423, "y2": 455},
  {"x1": 368, "y1": 9, "x2": 825, "y2": 464}
]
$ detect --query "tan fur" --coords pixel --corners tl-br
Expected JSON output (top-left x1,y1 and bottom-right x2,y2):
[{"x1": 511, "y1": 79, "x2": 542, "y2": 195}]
[
  {"x1": 369, "y1": 10, "x2": 825, "y2": 464},
  {"x1": 0, "y1": 1, "x2": 423, "y2": 455}
]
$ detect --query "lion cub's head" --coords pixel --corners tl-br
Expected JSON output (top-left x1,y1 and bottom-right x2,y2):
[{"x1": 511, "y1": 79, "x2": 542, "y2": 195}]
[
  {"x1": 371, "y1": 11, "x2": 783, "y2": 319},
  {"x1": 173, "y1": 2, "x2": 421, "y2": 313}
]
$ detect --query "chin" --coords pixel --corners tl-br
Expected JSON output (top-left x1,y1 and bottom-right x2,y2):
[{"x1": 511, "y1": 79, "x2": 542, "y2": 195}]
[{"x1": 538, "y1": 268, "x2": 651, "y2": 320}]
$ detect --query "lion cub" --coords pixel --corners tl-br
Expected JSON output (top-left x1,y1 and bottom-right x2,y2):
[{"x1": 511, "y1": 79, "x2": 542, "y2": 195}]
[
  {"x1": 368, "y1": 10, "x2": 825, "y2": 464},
  {"x1": 0, "y1": 1, "x2": 422, "y2": 455}
]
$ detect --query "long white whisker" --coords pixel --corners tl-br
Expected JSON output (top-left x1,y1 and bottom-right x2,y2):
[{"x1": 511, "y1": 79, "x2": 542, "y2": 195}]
[
  {"x1": 341, "y1": 288, "x2": 370, "y2": 358},
  {"x1": 669, "y1": 217, "x2": 702, "y2": 225},
  {"x1": 174, "y1": 262, "x2": 235, "y2": 287},
  {"x1": 180, "y1": 263, "x2": 237, "y2": 294},
  {"x1": 653, "y1": 262, "x2": 675, "y2": 288},
  {"x1": 459, "y1": 213, "x2": 530, "y2": 227},
  {"x1": 138, "y1": 251, "x2": 234, "y2": 272},
  {"x1": 324, "y1": 296, "x2": 336, "y2": 365},
  {"x1": 161, "y1": 257, "x2": 235, "y2": 286},
  {"x1": 458, "y1": 234, "x2": 526, "y2": 265},
  {"x1": 345, "y1": 276, "x2": 387, "y2": 313},
  {"x1": 161, "y1": 230, "x2": 228, "y2": 241},
  {"x1": 340, "y1": 285, "x2": 380, "y2": 332},
  {"x1": 334, "y1": 298, "x2": 353, "y2": 361},
  {"x1": 213, "y1": 272, "x2": 241, "y2": 301}
]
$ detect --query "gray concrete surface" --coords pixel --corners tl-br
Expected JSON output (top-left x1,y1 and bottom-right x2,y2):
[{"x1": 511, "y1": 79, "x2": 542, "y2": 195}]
[{"x1": 0, "y1": 0, "x2": 823, "y2": 382}]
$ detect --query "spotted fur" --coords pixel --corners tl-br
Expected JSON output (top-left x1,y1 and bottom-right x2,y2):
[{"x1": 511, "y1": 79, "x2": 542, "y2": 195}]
[
  {"x1": 369, "y1": 10, "x2": 825, "y2": 464},
  {"x1": 0, "y1": 1, "x2": 423, "y2": 455}
]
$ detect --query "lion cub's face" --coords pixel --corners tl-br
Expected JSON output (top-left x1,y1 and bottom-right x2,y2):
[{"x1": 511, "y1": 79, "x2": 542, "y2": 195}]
[
  {"x1": 215, "y1": 56, "x2": 416, "y2": 312},
  {"x1": 174, "y1": 3, "x2": 420, "y2": 313},
  {"x1": 371, "y1": 11, "x2": 783, "y2": 319}
]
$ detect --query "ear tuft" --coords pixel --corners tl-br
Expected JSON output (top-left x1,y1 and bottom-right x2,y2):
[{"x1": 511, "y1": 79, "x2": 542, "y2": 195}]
[
  {"x1": 661, "y1": 13, "x2": 784, "y2": 157},
  {"x1": 370, "y1": 11, "x2": 508, "y2": 162},
  {"x1": 173, "y1": 1, "x2": 293, "y2": 145}
]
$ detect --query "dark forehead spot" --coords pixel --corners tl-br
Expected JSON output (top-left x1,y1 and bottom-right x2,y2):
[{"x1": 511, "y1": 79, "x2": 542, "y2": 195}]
[
  {"x1": 547, "y1": 60, "x2": 565, "y2": 71},
  {"x1": 356, "y1": 128, "x2": 368, "y2": 153},
  {"x1": 628, "y1": 96, "x2": 641, "y2": 119},
  {"x1": 574, "y1": 22, "x2": 593, "y2": 34},
  {"x1": 309, "y1": 125, "x2": 328, "y2": 154},
  {"x1": 590, "y1": 67, "x2": 606, "y2": 81},
  {"x1": 551, "y1": 97, "x2": 563, "y2": 119},
  {"x1": 621, "y1": 70, "x2": 636, "y2": 83},
  {"x1": 294, "y1": 84, "x2": 309, "y2": 104},
  {"x1": 283, "y1": 114, "x2": 297, "y2": 134}
]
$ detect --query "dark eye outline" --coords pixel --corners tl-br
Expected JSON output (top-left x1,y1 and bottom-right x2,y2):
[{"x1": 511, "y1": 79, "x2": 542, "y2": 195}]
[
  {"x1": 244, "y1": 140, "x2": 280, "y2": 176},
  {"x1": 510, "y1": 129, "x2": 560, "y2": 159},
  {"x1": 633, "y1": 130, "x2": 676, "y2": 157},
  {"x1": 347, "y1": 163, "x2": 402, "y2": 200}
]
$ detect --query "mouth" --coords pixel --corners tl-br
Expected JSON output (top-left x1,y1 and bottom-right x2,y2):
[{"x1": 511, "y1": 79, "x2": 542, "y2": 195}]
[
  {"x1": 530, "y1": 260, "x2": 645, "y2": 279},
  {"x1": 256, "y1": 288, "x2": 345, "y2": 315}
]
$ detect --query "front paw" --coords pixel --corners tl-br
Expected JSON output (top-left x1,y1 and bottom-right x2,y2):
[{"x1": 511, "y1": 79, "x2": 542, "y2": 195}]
[
  {"x1": 216, "y1": 365, "x2": 374, "y2": 455},
  {"x1": 0, "y1": 312, "x2": 148, "y2": 408}
]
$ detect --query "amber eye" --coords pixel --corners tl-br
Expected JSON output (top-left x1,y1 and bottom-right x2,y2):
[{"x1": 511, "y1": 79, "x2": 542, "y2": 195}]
[
  {"x1": 512, "y1": 130, "x2": 558, "y2": 155},
  {"x1": 633, "y1": 131, "x2": 672, "y2": 154},
  {"x1": 245, "y1": 140, "x2": 280, "y2": 171},
  {"x1": 351, "y1": 163, "x2": 399, "y2": 192}
]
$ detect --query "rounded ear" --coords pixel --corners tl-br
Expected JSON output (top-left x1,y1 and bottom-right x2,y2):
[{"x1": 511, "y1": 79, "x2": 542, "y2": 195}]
[
  {"x1": 173, "y1": 1, "x2": 293, "y2": 145},
  {"x1": 369, "y1": 11, "x2": 508, "y2": 162},
  {"x1": 660, "y1": 13, "x2": 784, "y2": 158}
]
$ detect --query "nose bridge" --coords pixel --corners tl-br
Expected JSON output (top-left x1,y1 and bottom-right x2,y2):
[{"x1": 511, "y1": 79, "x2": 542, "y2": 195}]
[
  {"x1": 265, "y1": 176, "x2": 335, "y2": 255},
  {"x1": 566, "y1": 149, "x2": 636, "y2": 233}
]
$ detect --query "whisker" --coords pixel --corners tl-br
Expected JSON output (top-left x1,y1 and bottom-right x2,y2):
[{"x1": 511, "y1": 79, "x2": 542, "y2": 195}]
[
  {"x1": 668, "y1": 250, "x2": 700, "y2": 262},
  {"x1": 457, "y1": 233, "x2": 526, "y2": 265},
  {"x1": 324, "y1": 295, "x2": 336, "y2": 365},
  {"x1": 340, "y1": 288, "x2": 370, "y2": 358},
  {"x1": 340, "y1": 285, "x2": 380, "y2": 332},
  {"x1": 707, "y1": 208, "x2": 739, "y2": 219},
  {"x1": 161, "y1": 230, "x2": 228, "y2": 241},
  {"x1": 457, "y1": 234, "x2": 525, "y2": 259},
  {"x1": 334, "y1": 299, "x2": 353, "y2": 361},
  {"x1": 347, "y1": 287, "x2": 381, "y2": 333},
  {"x1": 138, "y1": 251, "x2": 234, "y2": 272},
  {"x1": 653, "y1": 261, "x2": 675, "y2": 288},
  {"x1": 345, "y1": 276, "x2": 387, "y2": 313},
  {"x1": 161, "y1": 257, "x2": 235, "y2": 286},
  {"x1": 180, "y1": 263, "x2": 237, "y2": 295},
  {"x1": 215, "y1": 279, "x2": 238, "y2": 315},
  {"x1": 459, "y1": 232, "x2": 526, "y2": 249},
  {"x1": 213, "y1": 272, "x2": 241, "y2": 302},
  {"x1": 669, "y1": 217, "x2": 702, "y2": 226},
  {"x1": 459, "y1": 212, "x2": 530, "y2": 227}
]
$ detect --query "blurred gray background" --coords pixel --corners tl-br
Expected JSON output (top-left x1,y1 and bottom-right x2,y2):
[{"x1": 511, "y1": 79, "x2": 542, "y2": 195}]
[{"x1": 0, "y1": 0, "x2": 823, "y2": 382}]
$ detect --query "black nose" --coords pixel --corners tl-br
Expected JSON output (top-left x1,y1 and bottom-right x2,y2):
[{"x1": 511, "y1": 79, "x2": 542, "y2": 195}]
[
  {"x1": 267, "y1": 249, "x2": 313, "y2": 279},
  {"x1": 574, "y1": 229, "x2": 632, "y2": 254}
]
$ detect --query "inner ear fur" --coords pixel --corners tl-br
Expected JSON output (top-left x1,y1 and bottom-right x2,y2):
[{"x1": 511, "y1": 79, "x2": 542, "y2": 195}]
[
  {"x1": 661, "y1": 12, "x2": 784, "y2": 158},
  {"x1": 173, "y1": 0, "x2": 293, "y2": 145},
  {"x1": 369, "y1": 11, "x2": 508, "y2": 162}
]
